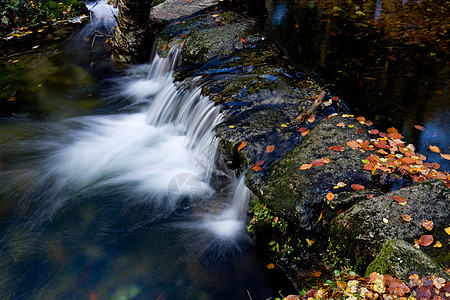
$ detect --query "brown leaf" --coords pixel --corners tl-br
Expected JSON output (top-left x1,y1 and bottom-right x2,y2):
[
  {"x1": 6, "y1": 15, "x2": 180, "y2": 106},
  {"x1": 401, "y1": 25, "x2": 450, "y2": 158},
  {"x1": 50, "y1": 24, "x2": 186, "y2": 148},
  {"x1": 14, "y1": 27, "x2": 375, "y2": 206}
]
[
  {"x1": 237, "y1": 141, "x2": 247, "y2": 150},
  {"x1": 369, "y1": 129, "x2": 379, "y2": 135},
  {"x1": 401, "y1": 214, "x2": 412, "y2": 222},
  {"x1": 419, "y1": 235, "x2": 433, "y2": 246},
  {"x1": 329, "y1": 145, "x2": 345, "y2": 152},
  {"x1": 326, "y1": 192, "x2": 335, "y2": 201},
  {"x1": 422, "y1": 219, "x2": 433, "y2": 231},
  {"x1": 428, "y1": 145, "x2": 440, "y2": 153},
  {"x1": 351, "y1": 184, "x2": 365, "y2": 190},
  {"x1": 265, "y1": 145, "x2": 275, "y2": 153},
  {"x1": 392, "y1": 195, "x2": 408, "y2": 205},
  {"x1": 311, "y1": 270, "x2": 322, "y2": 277},
  {"x1": 356, "y1": 116, "x2": 366, "y2": 122},
  {"x1": 297, "y1": 127, "x2": 308, "y2": 132},
  {"x1": 387, "y1": 127, "x2": 398, "y2": 134},
  {"x1": 414, "y1": 125, "x2": 425, "y2": 131},
  {"x1": 364, "y1": 120, "x2": 373, "y2": 126},
  {"x1": 299, "y1": 164, "x2": 312, "y2": 170},
  {"x1": 311, "y1": 159, "x2": 324, "y2": 167},
  {"x1": 355, "y1": 128, "x2": 364, "y2": 134}
]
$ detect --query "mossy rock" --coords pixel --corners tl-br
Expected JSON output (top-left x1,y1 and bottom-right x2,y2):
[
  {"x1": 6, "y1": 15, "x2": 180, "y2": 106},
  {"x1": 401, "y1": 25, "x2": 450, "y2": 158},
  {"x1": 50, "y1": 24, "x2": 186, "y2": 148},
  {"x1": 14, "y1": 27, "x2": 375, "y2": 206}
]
[
  {"x1": 366, "y1": 239, "x2": 449, "y2": 281},
  {"x1": 68, "y1": 1, "x2": 89, "y2": 18},
  {"x1": 331, "y1": 179, "x2": 450, "y2": 271}
]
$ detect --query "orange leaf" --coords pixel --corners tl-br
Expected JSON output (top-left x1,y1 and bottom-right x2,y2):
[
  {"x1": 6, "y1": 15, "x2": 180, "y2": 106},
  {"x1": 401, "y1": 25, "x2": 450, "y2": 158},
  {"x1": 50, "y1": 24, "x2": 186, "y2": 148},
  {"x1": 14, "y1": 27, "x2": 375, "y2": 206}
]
[
  {"x1": 238, "y1": 141, "x2": 247, "y2": 150},
  {"x1": 364, "y1": 120, "x2": 373, "y2": 126},
  {"x1": 307, "y1": 114, "x2": 316, "y2": 123},
  {"x1": 299, "y1": 163, "x2": 312, "y2": 170},
  {"x1": 428, "y1": 145, "x2": 440, "y2": 153},
  {"x1": 266, "y1": 145, "x2": 275, "y2": 153},
  {"x1": 419, "y1": 235, "x2": 433, "y2": 246},
  {"x1": 369, "y1": 129, "x2": 379, "y2": 135},
  {"x1": 162, "y1": 44, "x2": 167, "y2": 50},
  {"x1": 331, "y1": 96, "x2": 339, "y2": 101},
  {"x1": 347, "y1": 140, "x2": 359, "y2": 149},
  {"x1": 356, "y1": 116, "x2": 366, "y2": 122},
  {"x1": 301, "y1": 130, "x2": 309, "y2": 137},
  {"x1": 392, "y1": 195, "x2": 408, "y2": 205},
  {"x1": 440, "y1": 153, "x2": 450, "y2": 160},
  {"x1": 252, "y1": 166, "x2": 262, "y2": 172},
  {"x1": 413, "y1": 125, "x2": 424, "y2": 131},
  {"x1": 318, "y1": 210, "x2": 324, "y2": 221},
  {"x1": 267, "y1": 263, "x2": 275, "y2": 269},
  {"x1": 240, "y1": 37, "x2": 247, "y2": 43},
  {"x1": 422, "y1": 219, "x2": 433, "y2": 231},
  {"x1": 401, "y1": 214, "x2": 412, "y2": 222},
  {"x1": 387, "y1": 127, "x2": 398, "y2": 134},
  {"x1": 366, "y1": 194, "x2": 374, "y2": 199},
  {"x1": 311, "y1": 159, "x2": 324, "y2": 167},
  {"x1": 297, "y1": 127, "x2": 308, "y2": 132},
  {"x1": 254, "y1": 160, "x2": 264, "y2": 166},
  {"x1": 321, "y1": 157, "x2": 331, "y2": 164},
  {"x1": 351, "y1": 184, "x2": 365, "y2": 190},
  {"x1": 311, "y1": 270, "x2": 322, "y2": 277},
  {"x1": 326, "y1": 192, "x2": 335, "y2": 201},
  {"x1": 336, "y1": 122, "x2": 346, "y2": 127},
  {"x1": 356, "y1": 128, "x2": 364, "y2": 134},
  {"x1": 180, "y1": 34, "x2": 188, "y2": 38},
  {"x1": 329, "y1": 145, "x2": 345, "y2": 152}
]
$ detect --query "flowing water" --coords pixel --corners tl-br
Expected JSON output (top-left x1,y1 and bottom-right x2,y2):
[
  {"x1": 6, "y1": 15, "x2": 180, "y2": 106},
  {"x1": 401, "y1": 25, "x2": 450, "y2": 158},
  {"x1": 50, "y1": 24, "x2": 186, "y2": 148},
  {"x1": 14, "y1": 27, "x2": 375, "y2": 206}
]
[{"x1": 0, "y1": 2, "x2": 292, "y2": 299}]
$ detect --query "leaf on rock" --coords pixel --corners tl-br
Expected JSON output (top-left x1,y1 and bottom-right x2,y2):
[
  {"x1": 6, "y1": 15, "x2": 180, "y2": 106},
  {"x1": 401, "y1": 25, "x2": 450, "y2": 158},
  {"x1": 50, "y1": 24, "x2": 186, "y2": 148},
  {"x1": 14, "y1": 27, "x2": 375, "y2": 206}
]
[
  {"x1": 347, "y1": 140, "x2": 359, "y2": 149},
  {"x1": 297, "y1": 127, "x2": 308, "y2": 132},
  {"x1": 433, "y1": 241, "x2": 442, "y2": 248},
  {"x1": 337, "y1": 182, "x2": 347, "y2": 187},
  {"x1": 326, "y1": 192, "x2": 335, "y2": 201},
  {"x1": 265, "y1": 145, "x2": 275, "y2": 153},
  {"x1": 240, "y1": 37, "x2": 247, "y2": 43},
  {"x1": 237, "y1": 141, "x2": 247, "y2": 150},
  {"x1": 440, "y1": 153, "x2": 450, "y2": 160},
  {"x1": 445, "y1": 227, "x2": 450, "y2": 235},
  {"x1": 421, "y1": 219, "x2": 433, "y2": 231},
  {"x1": 299, "y1": 163, "x2": 312, "y2": 170},
  {"x1": 301, "y1": 130, "x2": 309, "y2": 137},
  {"x1": 336, "y1": 122, "x2": 346, "y2": 127},
  {"x1": 311, "y1": 159, "x2": 325, "y2": 167},
  {"x1": 311, "y1": 270, "x2": 322, "y2": 277},
  {"x1": 428, "y1": 145, "x2": 440, "y2": 153},
  {"x1": 401, "y1": 214, "x2": 412, "y2": 222},
  {"x1": 329, "y1": 145, "x2": 345, "y2": 152},
  {"x1": 419, "y1": 235, "x2": 433, "y2": 246},
  {"x1": 392, "y1": 195, "x2": 408, "y2": 205},
  {"x1": 307, "y1": 114, "x2": 316, "y2": 123},
  {"x1": 351, "y1": 184, "x2": 365, "y2": 190}
]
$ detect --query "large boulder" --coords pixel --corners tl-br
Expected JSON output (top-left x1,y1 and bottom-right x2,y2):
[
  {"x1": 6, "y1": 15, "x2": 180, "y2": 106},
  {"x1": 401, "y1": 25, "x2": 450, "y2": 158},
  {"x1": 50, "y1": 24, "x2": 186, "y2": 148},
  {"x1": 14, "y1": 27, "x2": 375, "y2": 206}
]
[
  {"x1": 366, "y1": 239, "x2": 449, "y2": 281},
  {"x1": 150, "y1": 0, "x2": 218, "y2": 23},
  {"x1": 331, "y1": 179, "x2": 450, "y2": 271}
]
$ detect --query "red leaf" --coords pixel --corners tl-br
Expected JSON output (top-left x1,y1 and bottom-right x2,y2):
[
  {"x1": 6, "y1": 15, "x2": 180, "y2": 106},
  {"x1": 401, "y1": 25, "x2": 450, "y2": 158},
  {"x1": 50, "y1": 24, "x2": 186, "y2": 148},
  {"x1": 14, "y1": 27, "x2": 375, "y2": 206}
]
[
  {"x1": 240, "y1": 37, "x2": 247, "y2": 43},
  {"x1": 392, "y1": 195, "x2": 408, "y2": 204},
  {"x1": 351, "y1": 184, "x2": 365, "y2": 190},
  {"x1": 329, "y1": 145, "x2": 345, "y2": 152},
  {"x1": 311, "y1": 159, "x2": 324, "y2": 167},
  {"x1": 419, "y1": 235, "x2": 433, "y2": 246},
  {"x1": 414, "y1": 125, "x2": 424, "y2": 131},
  {"x1": 331, "y1": 96, "x2": 339, "y2": 101},
  {"x1": 369, "y1": 129, "x2": 379, "y2": 135},
  {"x1": 237, "y1": 141, "x2": 247, "y2": 150},
  {"x1": 297, "y1": 127, "x2": 308, "y2": 132}
]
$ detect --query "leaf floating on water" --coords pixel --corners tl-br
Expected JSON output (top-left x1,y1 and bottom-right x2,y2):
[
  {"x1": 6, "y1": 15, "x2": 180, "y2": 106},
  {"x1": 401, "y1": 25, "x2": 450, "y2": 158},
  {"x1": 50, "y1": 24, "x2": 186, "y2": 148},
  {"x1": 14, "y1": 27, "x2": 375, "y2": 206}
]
[
  {"x1": 419, "y1": 235, "x2": 433, "y2": 246},
  {"x1": 237, "y1": 141, "x2": 247, "y2": 150},
  {"x1": 326, "y1": 192, "x2": 335, "y2": 201},
  {"x1": 440, "y1": 153, "x2": 450, "y2": 160},
  {"x1": 392, "y1": 195, "x2": 408, "y2": 205},
  {"x1": 351, "y1": 184, "x2": 365, "y2": 190},
  {"x1": 265, "y1": 145, "x2": 275, "y2": 153},
  {"x1": 369, "y1": 129, "x2": 379, "y2": 135},
  {"x1": 11, "y1": 59, "x2": 20, "y2": 64},
  {"x1": 422, "y1": 219, "x2": 433, "y2": 231},
  {"x1": 445, "y1": 227, "x2": 450, "y2": 235},
  {"x1": 297, "y1": 127, "x2": 308, "y2": 132},
  {"x1": 414, "y1": 125, "x2": 425, "y2": 131},
  {"x1": 307, "y1": 114, "x2": 316, "y2": 123},
  {"x1": 401, "y1": 214, "x2": 412, "y2": 222},
  {"x1": 428, "y1": 145, "x2": 440, "y2": 153},
  {"x1": 266, "y1": 263, "x2": 275, "y2": 269},
  {"x1": 299, "y1": 163, "x2": 312, "y2": 170},
  {"x1": 329, "y1": 145, "x2": 345, "y2": 152}
]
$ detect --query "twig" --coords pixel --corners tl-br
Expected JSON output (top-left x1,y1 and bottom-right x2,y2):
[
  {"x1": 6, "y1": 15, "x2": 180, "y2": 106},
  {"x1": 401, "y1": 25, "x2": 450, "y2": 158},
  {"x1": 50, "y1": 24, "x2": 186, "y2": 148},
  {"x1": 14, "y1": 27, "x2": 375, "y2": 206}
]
[
  {"x1": 296, "y1": 90, "x2": 326, "y2": 122},
  {"x1": 247, "y1": 290, "x2": 253, "y2": 300}
]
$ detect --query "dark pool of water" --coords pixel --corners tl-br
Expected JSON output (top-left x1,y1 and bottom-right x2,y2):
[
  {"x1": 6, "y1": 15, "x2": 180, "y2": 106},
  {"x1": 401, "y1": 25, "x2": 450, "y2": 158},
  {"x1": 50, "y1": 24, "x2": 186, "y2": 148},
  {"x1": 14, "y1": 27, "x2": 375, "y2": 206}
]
[{"x1": 263, "y1": 0, "x2": 449, "y2": 171}]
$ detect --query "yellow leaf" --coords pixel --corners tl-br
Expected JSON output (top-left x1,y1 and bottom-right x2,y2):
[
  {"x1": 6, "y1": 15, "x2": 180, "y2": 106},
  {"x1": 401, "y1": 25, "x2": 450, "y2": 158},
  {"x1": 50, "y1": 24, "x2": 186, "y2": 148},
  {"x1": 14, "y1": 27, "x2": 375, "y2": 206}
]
[
  {"x1": 306, "y1": 238, "x2": 314, "y2": 246},
  {"x1": 228, "y1": 125, "x2": 235, "y2": 128},
  {"x1": 11, "y1": 60, "x2": 20, "y2": 64},
  {"x1": 444, "y1": 227, "x2": 450, "y2": 235},
  {"x1": 281, "y1": 124, "x2": 288, "y2": 128},
  {"x1": 237, "y1": 141, "x2": 246, "y2": 150},
  {"x1": 433, "y1": 241, "x2": 442, "y2": 248}
]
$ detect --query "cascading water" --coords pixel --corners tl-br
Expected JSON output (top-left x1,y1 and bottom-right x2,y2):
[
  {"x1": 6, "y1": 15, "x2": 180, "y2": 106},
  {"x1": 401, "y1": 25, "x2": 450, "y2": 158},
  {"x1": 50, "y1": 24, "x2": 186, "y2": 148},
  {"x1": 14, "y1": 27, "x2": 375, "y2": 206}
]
[{"x1": 0, "y1": 2, "x2": 288, "y2": 299}]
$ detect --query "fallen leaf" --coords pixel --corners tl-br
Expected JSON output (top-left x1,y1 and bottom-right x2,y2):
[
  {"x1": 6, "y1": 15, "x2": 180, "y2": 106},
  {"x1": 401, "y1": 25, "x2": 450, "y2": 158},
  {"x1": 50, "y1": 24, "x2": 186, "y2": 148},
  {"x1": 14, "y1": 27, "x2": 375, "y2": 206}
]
[
  {"x1": 281, "y1": 124, "x2": 288, "y2": 128},
  {"x1": 329, "y1": 145, "x2": 345, "y2": 152},
  {"x1": 337, "y1": 182, "x2": 347, "y2": 187},
  {"x1": 387, "y1": 127, "x2": 398, "y2": 134},
  {"x1": 351, "y1": 184, "x2": 365, "y2": 190},
  {"x1": 440, "y1": 153, "x2": 450, "y2": 160},
  {"x1": 364, "y1": 121, "x2": 373, "y2": 126},
  {"x1": 180, "y1": 34, "x2": 188, "y2": 38},
  {"x1": 254, "y1": 160, "x2": 264, "y2": 166},
  {"x1": 347, "y1": 140, "x2": 359, "y2": 149},
  {"x1": 252, "y1": 166, "x2": 262, "y2": 172},
  {"x1": 369, "y1": 129, "x2": 379, "y2": 135},
  {"x1": 301, "y1": 130, "x2": 309, "y2": 137},
  {"x1": 228, "y1": 125, "x2": 235, "y2": 128},
  {"x1": 383, "y1": 218, "x2": 389, "y2": 223},
  {"x1": 356, "y1": 116, "x2": 366, "y2": 122},
  {"x1": 321, "y1": 157, "x2": 331, "y2": 164},
  {"x1": 414, "y1": 125, "x2": 425, "y2": 131},
  {"x1": 401, "y1": 214, "x2": 412, "y2": 222},
  {"x1": 445, "y1": 227, "x2": 450, "y2": 235},
  {"x1": 297, "y1": 127, "x2": 308, "y2": 132},
  {"x1": 317, "y1": 210, "x2": 324, "y2": 221},
  {"x1": 162, "y1": 44, "x2": 167, "y2": 50},
  {"x1": 433, "y1": 241, "x2": 442, "y2": 248},
  {"x1": 356, "y1": 128, "x2": 364, "y2": 134},
  {"x1": 283, "y1": 295, "x2": 300, "y2": 300},
  {"x1": 240, "y1": 37, "x2": 247, "y2": 43},
  {"x1": 237, "y1": 141, "x2": 246, "y2": 150},
  {"x1": 422, "y1": 219, "x2": 433, "y2": 231},
  {"x1": 299, "y1": 164, "x2": 312, "y2": 170},
  {"x1": 311, "y1": 159, "x2": 324, "y2": 167},
  {"x1": 428, "y1": 145, "x2": 440, "y2": 153},
  {"x1": 265, "y1": 145, "x2": 275, "y2": 153},
  {"x1": 266, "y1": 263, "x2": 275, "y2": 269},
  {"x1": 336, "y1": 122, "x2": 346, "y2": 127},
  {"x1": 306, "y1": 238, "x2": 315, "y2": 246},
  {"x1": 307, "y1": 114, "x2": 316, "y2": 123},
  {"x1": 311, "y1": 270, "x2": 322, "y2": 277},
  {"x1": 366, "y1": 194, "x2": 374, "y2": 199},
  {"x1": 326, "y1": 192, "x2": 335, "y2": 201},
  {"x1": 418, "y1": 235, "x2": 433, "y2": 246},
  {"x1": 11, "y1": 59, "x2": 20, "y2": 64},
  {"x1": 392, "y1": 195, "x2": 408, "y2": 205}
]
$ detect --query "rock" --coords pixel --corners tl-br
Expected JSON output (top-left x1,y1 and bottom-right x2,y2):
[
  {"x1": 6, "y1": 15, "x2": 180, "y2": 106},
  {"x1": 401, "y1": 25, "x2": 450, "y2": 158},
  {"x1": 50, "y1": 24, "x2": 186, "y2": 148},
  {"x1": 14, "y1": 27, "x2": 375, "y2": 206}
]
[
  {"x1": 68, "y1": 1, "x2": 89, "y2": 18},
  {"x1": 365, "y1": 239, "x2": 449, "y2": 281},
  {"x1": 246, "y1": 115, "x2": 377, "y2": 231},
  {"x1": 156, "y1": 11, "x2": 256, "y2": 64},
  {"x1": 331, "y1": 178, "x2": 450, "y2": 271},
  {"x1": 150, "y1": 0, "x2": 218, "y2": 23}
]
